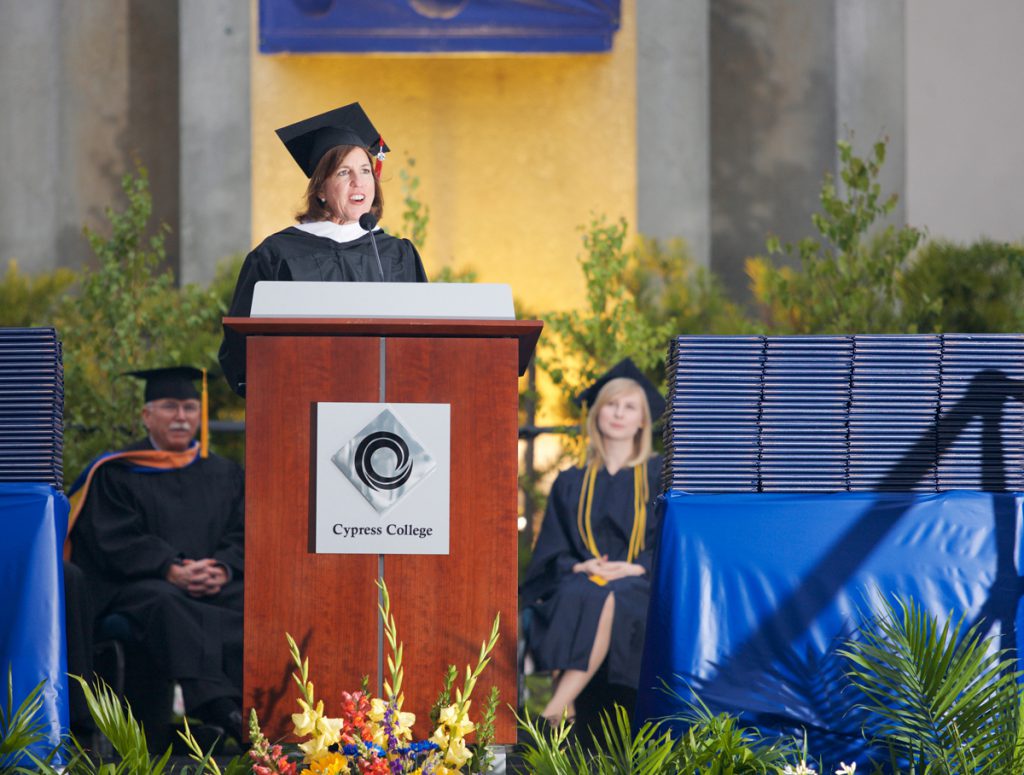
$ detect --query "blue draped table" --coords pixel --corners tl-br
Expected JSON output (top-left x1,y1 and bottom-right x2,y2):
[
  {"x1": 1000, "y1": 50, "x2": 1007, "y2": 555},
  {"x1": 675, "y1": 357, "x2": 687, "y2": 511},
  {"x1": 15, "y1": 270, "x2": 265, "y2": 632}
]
[
  {"x1": 0, "y1": 483, "x2": 69, "y2": 764},
  {"x1": 635, "y1": 490, "x2": 1024, "y2": 764}
]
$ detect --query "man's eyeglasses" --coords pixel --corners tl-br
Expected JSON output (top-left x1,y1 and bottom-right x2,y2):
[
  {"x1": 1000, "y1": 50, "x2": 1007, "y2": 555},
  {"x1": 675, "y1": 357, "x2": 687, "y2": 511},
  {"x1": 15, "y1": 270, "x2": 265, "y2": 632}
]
[{"x1": 149, "y1": 400, "x2": 201, "y2": 415}]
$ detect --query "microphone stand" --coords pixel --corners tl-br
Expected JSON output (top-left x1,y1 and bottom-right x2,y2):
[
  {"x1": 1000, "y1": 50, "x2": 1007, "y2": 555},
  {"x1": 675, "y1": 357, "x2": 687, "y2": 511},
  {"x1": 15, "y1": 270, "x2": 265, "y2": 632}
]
[{"x1": 359, "y1": 213, "x2": 387, "y2": 281}]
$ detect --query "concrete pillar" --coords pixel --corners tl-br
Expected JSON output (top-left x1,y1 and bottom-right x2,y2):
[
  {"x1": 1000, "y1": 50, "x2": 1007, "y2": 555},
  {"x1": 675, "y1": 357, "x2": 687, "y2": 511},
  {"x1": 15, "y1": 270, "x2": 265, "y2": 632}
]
[
  {"x1": 179, "y1": 0, "x2": 251, "y2": 284},
  {"x1": 906, "y1": 0, "x2": 1024, "y2": 242},
  {"x1": 0, "y1": 2, "x2": 187, "y2": 275},
  {"x1": 0, "y1": 1, "x2": 133, "y2": 273},
  {"x1": 0, "y1": 0, "x2": 61, "y2": 271},
  {"x1": 636, "y1": 0, "x2": 710, "y2": 268},
  {"x1": 709, "y1": 0, "x2": 838, "y2": 301},
  {"x1": 836, "y1": 0, "x2": 906, "y2": 228},
  {"x1": 127, "y1": 0, "x2": 181, "y2": 272}
]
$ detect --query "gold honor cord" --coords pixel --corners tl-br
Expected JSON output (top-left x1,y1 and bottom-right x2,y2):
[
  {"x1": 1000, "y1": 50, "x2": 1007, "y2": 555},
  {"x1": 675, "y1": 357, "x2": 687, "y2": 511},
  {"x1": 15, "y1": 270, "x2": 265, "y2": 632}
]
[
  {"x1": 200, "y1": 367, "x2": 209, "y2": 459},
  {"x1": 576, "y1": 462, "x2": 601, "y2": 559},
  {"x1": 576, "y1": 460, "x2": 649, "y2": 584}
]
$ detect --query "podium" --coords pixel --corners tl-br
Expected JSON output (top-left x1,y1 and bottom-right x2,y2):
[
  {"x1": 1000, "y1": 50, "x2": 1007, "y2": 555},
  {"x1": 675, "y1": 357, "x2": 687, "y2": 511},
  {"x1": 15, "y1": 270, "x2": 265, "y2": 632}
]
[{"x1": 224, "y1": 315, "x2": 541, "y2": 743}]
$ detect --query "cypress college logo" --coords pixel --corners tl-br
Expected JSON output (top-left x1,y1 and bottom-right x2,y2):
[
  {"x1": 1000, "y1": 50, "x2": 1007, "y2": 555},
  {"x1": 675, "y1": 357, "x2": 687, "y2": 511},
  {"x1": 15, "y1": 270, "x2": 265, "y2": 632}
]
[{"x1": 332, "y1": 408, "x2": 437, "y2": 513}]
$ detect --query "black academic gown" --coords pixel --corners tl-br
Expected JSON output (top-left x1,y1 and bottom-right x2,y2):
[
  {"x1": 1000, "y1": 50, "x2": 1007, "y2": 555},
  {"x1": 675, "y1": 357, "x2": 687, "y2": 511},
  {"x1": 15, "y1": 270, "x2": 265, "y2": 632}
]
[
  {"x1": 218, "y1": 226, "x2": 428, "y2": 395},
  {"x1": 71, "y1": 439, "x2": 245, "y2": 709},
  {"x1": 520, "y1": 457, "x2": 663, "y2": 688}
]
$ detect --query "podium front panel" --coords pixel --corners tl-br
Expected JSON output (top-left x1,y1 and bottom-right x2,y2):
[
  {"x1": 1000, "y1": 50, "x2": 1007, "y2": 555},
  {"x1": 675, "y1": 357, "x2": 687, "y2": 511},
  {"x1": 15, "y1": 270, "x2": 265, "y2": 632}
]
[
  {"x1": 385, "y1": 336, "x2": 519, "y2": 743},
  {"x1": 243, "y1": 332, "x2": 520, "y2": 743},
  {"x1": 244, "y1": 336, "x2": 381, "y2": 738}
]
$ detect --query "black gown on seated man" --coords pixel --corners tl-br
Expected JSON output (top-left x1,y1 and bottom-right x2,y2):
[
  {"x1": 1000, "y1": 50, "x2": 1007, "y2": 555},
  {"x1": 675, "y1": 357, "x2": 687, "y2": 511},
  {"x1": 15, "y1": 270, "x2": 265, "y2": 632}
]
[
  {"x1": 520, "y1": 456, "x2": 663, "y2": 689},
  {"x1": 218, "y1": 227, "x2": 428, "y2": 396},
  {"x1": 71, "y1": 439, "x2": 245, "y2": 712}
]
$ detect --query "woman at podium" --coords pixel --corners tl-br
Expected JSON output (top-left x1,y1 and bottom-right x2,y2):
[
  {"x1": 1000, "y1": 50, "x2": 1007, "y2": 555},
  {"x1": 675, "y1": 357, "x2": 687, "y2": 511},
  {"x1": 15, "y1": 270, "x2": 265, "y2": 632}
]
[
  {"x1": 218, "y1": 102, "x2": 427, "y2": 395},
  {"x1": 520, "y1": 359, "x2": 664, "y2": 725}
]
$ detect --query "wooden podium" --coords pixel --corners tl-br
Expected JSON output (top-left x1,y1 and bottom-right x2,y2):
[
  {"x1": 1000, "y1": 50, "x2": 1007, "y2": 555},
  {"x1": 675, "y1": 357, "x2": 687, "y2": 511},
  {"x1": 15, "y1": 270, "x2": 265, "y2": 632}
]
[{"x1": 224, "y1": 316, "x2": 542, "y2": 744}]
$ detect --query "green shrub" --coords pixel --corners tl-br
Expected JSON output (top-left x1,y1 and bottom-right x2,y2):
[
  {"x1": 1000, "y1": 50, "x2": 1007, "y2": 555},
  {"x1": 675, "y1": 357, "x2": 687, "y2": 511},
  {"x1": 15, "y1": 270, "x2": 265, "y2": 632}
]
[
  {"x1": 539, "y1": 217, "x2": 674, "y2": 413},
  {"x1": 627, "y1": 235, "x2": 756, "y2": 338},
  {"x1": 900, "y1": 238, "x2": 1024, "y2": 333},
  {"x1": 56, "y1": 168, "x2": 241, "y2": 478},
  {"x1": 747, "y1": 138, "x2": 923, "y2": 334},
  {"x1": 0, "y1": 260, "x2": 75, "y2": 328}
]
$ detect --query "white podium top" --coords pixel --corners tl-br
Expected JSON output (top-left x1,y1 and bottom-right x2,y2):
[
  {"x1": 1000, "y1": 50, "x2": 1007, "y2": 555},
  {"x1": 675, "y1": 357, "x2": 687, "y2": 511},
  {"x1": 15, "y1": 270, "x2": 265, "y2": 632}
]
[{"x1": 250, "y1": 281, "x2": 515, "y2": 320}]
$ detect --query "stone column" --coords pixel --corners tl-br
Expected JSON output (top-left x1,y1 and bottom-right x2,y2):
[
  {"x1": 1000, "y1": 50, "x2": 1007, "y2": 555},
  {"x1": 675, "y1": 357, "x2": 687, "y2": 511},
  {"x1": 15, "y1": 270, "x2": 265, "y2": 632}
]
[
  {"x1": 637, "y1": 0, "x2": 710, "y2": 268},
  {"x1": 179, "y1": 0, "x2": 251, "y2": 285},
  {"x1": 709, "y1": 0, "x2": 838, "y2": 300},
  {"x1": 836, "y1": 0, "x2": 906, "y2": 228}
]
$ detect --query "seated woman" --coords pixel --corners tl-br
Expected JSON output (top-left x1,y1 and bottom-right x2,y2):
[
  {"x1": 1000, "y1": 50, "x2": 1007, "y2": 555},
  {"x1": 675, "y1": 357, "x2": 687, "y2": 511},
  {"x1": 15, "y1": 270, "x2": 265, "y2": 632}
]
[
  {"x1": 219, "y1": 102, "x2": 427, "y2": 395},
  {"x1": 520, "y1": 358, "x2": 665, "y2": 725}
]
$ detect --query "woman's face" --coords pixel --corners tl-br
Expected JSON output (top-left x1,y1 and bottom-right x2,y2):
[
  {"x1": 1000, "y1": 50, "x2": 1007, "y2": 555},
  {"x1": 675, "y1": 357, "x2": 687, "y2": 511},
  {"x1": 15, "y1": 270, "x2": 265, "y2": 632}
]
[
  {"x1": 319, "y1": 146, "x2": 375, "y2": 224},
  {"x1": 596, "y1": 386, "x2": 646, "y2": 443}
]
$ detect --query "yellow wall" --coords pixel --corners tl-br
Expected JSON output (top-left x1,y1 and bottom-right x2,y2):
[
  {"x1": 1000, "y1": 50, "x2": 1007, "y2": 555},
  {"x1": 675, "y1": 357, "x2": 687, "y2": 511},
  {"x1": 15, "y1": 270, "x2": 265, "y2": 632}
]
[{"x1": 250, "y1": 2, "x2": 636, "y2": 314}]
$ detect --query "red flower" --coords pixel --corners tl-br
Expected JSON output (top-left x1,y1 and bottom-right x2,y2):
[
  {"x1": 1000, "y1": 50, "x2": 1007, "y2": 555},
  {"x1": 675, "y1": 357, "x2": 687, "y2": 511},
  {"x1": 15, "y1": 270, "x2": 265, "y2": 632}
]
[
  {"x1": 339, "y1": 690, "x2": 374, "y2": 744},
  {"x1": 249, "y1": 743, "x2": 296, "y2": 774},
  {"x1": 356, "y1": 757, "x2": 391, "y2": 775}
]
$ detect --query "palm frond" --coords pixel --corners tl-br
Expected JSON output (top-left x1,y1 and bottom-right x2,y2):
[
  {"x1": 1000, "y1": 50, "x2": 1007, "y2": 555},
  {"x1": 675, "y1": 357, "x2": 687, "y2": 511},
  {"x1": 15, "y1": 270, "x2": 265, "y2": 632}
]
[
  {"x1": 0, "y1": 667, "x2": 48, "y2": 769},
  {"x1": 585, "y1": 704, "x2": 680, "y2": 774},
  {"x1": 513, "y1": 708, "x2": 586, "y2": 775},
  {"x1": 658, "y1": 680, "x2": 797, "y2": 772},
  {"x1": 839, "y1": 594, "x2": 1023, "y2": 773},
  {"x1": 72, "y1": 675, "x2": 172, "y2": 774}
]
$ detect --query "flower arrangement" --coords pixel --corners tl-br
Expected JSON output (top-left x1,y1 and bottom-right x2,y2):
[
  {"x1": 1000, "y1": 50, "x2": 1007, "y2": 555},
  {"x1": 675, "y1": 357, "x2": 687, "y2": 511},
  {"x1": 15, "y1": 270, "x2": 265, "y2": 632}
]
[{"x1": 246, "y1": 579, "x2": 501, "y2": 775}]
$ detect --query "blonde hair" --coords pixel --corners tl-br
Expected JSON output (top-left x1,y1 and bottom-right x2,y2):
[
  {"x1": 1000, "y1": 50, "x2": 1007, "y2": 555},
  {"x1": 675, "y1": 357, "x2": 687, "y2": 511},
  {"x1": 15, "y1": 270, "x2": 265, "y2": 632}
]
[{"x1": 584, "y1": 377, "x2": 653, "y2": 469}]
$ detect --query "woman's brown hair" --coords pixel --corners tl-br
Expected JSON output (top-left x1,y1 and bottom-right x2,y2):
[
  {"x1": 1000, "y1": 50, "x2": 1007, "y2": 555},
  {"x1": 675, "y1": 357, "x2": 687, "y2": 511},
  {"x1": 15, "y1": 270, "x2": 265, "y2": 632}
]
[{"x1": 296, "y1": 145, "x2": 384, "y2": 224}]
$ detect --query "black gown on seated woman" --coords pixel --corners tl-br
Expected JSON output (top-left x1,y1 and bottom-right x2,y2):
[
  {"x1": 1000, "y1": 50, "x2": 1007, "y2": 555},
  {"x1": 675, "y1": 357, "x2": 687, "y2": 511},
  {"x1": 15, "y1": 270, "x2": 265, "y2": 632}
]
[{"x1": 520, "y1": 456, "x2": 663, "y2": 688}]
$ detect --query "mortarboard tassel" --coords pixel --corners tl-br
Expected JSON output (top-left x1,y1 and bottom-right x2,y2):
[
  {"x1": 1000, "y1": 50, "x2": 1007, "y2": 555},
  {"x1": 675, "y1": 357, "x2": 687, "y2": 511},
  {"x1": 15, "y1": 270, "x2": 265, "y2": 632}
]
[
  {"x1": 374, "y1": 135, "x2": 386, "y2": 177},
  {"x1": 200, "y1": 368, "x2": 209, "y2": 458}
]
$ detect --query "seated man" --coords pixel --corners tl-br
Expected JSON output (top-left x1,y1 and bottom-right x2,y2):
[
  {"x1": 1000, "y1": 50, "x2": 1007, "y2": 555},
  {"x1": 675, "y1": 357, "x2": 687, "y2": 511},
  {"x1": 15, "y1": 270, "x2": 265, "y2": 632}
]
[{"x1": 70, "y1": 366, "x2": 244, "y2": 739}]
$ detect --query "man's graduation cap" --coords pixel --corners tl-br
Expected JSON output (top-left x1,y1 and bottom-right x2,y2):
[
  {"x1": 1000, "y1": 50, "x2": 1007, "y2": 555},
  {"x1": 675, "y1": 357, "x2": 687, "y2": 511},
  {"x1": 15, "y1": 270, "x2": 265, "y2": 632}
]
[
  {"x1": 126, "y1": 366, "x2": 202, "y2": 402},
  {"x1": 573, "y1": 358, "x2": 666, "y2": 420},
  {"x1": 126, "y1": 366, "x2": 210, "y2": 458},
  {"x1": 276, "y1": 102, "x2": 389, "y2": 178}
]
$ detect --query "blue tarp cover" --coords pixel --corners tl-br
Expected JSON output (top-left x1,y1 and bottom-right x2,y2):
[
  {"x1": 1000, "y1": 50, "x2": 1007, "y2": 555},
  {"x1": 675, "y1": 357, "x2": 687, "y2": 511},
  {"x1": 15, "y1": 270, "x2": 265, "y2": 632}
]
[
  {"x1": 259, "y1": 0, "x2": 621, "y2": 53},
  {"x1": 636, "y1": 490, "x2": 1024, "y2": 765},
  {"x1": 0, "y1": 483, "x2": 69, "y2": 765}
]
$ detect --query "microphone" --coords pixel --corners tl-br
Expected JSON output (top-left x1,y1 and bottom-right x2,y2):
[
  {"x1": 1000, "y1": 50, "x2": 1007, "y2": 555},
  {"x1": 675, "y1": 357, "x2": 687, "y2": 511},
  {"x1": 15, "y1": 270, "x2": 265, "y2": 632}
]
[{"x1": 359, "y1": 212, "x2": 387, "y2": 281}]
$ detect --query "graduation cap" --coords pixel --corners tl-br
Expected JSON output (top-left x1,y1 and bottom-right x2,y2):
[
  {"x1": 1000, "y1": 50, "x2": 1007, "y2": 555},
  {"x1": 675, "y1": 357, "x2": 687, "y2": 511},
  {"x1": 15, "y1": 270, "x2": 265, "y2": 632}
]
[
  {"x1": 276, "y1": 102, "x2": 390, "y2": 178},
  {"x1": 573, "y1": 358, "x2": 666, "y2": 420},
  {"x1": 126, "y1": 366, "x2": 210, "y2": 458}
]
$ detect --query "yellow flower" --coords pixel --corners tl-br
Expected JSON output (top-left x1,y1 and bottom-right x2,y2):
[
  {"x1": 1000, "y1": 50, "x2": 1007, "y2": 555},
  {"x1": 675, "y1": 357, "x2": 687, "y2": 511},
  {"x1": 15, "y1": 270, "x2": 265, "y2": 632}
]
[
  {"x1": 368, "y1": 696, "x2": 415, "y2": 746},
  {"x1": 443, "y1": 736, "x2": 472, "y2": 768},
  {"x1": 309, "y1": 751, "x2": 349, "y2": 775},
  {"x1": 298, "y1": 734, "x2": 332, "y2": 762},
  {"x1": 430, "y1": 725, "x2": 450, "y2": 749},
  {"x1": 394, "y1": 707, "x2": 415, "y2": 740},
  {"x1": 315, "y1": 712, "x2": 345, "y2": 742},
  {"x1": 369, "y1": 697, "x2": 388, "y2": 722},
  {"x1": 437, "y1": 703, "x2": 475, "y2": 739},
  {"x1": 292, "y1": 698, "x2": 323, "y2": 738},
  {"x1": 292, "y1": 696, "x2": 344, "y2": 762}
]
